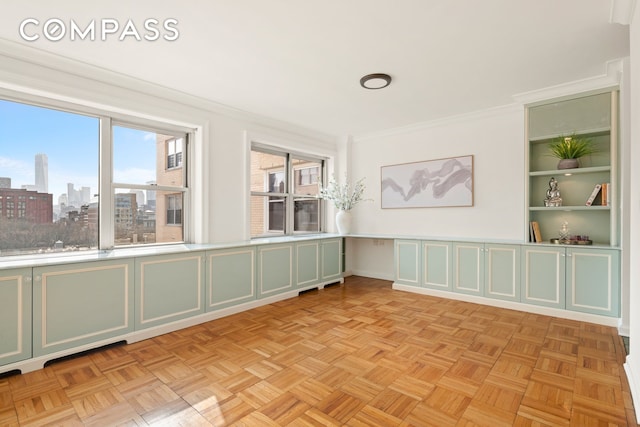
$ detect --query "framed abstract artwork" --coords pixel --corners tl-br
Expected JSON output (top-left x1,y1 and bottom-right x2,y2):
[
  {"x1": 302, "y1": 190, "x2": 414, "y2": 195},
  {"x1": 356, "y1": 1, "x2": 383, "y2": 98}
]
[{"x1": 381, "y1": 155, "x2": 474, "y2": 208}]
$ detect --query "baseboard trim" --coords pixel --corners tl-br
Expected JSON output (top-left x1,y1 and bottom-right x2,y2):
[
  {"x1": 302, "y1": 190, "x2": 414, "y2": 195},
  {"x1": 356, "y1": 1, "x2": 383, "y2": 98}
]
[{"x1": 392, "y1": 283, "x2": 620, "y2": 327}]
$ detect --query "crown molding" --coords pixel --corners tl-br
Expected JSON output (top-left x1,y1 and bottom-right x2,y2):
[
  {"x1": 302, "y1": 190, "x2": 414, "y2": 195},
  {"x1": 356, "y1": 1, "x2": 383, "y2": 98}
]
[
  {"x1": 610, "y1": 0, "x2": 637, "y2": 25},
  {"x1": 512, "y1": 58, "x2": 624, "y2": 107},
  {"x1": 0, "y1": 37, "x2": 338, "y2": 145},
  {"x1": 353, "y1": 103, "x2": 523, "y2": 143}
]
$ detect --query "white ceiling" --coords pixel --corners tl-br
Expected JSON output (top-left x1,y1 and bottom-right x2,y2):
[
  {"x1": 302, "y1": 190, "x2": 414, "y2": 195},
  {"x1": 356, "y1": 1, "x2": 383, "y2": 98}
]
[{"x1": 0, "y1": 0, "x2": 630, "y2": 137}]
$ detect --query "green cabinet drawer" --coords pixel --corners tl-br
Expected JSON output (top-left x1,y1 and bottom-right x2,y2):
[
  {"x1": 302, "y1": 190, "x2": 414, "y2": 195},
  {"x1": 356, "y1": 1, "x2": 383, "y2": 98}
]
[
  {"x1": 0, "y1": 268, "x2": 32, "y2": 367},
  {"x1": 33, "y1": 260, "x2": 134, "y2": 356},
  {"x1": 206, "y1": 248, "x2": 256, "y2": 310},
  {"x1": 135, "y1": 252, "x2": 205, "y2": 329},
  {"x1": 257, "y1": 244, "x2": 294, "y2": 297}
]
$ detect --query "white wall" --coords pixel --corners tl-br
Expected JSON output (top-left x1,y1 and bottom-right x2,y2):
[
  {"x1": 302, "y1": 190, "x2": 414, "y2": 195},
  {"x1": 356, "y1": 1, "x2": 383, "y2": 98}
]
[
  {"x1": 0, "y1": 41, "x2": 339, "y2": 245},
  {"x1": 625, "y1": 2, "x2": 640, "y2": 421},
  {"x1": 347, "y1": 106, "x2": 525, "y2": 277},
  {"x1": 351, "y1": 106, "x2": 525, "y2": 239}
]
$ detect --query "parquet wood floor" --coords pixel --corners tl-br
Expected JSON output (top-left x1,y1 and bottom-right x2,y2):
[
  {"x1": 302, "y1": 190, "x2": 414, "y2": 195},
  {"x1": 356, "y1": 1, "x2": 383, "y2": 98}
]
[{"x1": 1, "y1": 276, "x2": 637, "y2": 426}]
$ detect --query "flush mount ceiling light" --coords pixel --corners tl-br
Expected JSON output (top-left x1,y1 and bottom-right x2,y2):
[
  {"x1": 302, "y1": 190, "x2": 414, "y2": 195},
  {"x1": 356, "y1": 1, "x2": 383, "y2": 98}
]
[{"x1": 360, "y1": 73, "x2": 392, "y2": 90}]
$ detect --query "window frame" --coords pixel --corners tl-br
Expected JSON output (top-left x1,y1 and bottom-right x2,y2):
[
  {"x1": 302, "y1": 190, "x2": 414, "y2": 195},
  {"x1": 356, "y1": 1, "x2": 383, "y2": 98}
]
[
  {"x1": 0, "y1": 90, "x2": 194, "y2": 255},
  {"x1": 250, "y1": 144, "x2": 325, "y2": 237}
]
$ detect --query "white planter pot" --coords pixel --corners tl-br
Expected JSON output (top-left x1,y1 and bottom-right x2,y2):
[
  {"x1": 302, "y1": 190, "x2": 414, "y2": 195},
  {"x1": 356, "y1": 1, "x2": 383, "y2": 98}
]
[{"x1": 335, "y1": 210, "x2": 352, "y2": 235}]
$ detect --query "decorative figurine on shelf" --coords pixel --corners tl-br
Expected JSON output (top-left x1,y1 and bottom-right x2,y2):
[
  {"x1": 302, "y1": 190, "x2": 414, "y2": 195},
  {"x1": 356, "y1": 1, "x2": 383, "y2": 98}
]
[
  {"x1": 559, "y1": 221, "x2": 570, "y2": 241},
  {"x1": 544, "y1": 177, "x2": 562, "y2": 207}
]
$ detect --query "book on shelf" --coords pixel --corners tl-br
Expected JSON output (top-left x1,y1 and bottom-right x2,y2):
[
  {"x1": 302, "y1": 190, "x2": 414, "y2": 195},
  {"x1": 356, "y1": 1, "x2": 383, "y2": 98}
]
[
  {"x1": 601, "y1": 182, "x2": 610, "y2": 206},
  {"x1": 585, "y1": 183, "x2": 602, "y2": 206},
  {"x1": 530, "y1": 221, "x2": 542, "y2": 243}
]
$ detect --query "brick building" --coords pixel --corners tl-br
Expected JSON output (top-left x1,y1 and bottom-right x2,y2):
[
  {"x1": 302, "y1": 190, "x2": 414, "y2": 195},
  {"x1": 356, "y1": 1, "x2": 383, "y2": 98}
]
[{"x1": 0, "y1": 188, "x2": 52, "y2": 223}]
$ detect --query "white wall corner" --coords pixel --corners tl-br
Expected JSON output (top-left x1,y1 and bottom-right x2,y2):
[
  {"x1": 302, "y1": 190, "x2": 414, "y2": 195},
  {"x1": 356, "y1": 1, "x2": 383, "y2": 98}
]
[
  {"x1": 610, "y1": 0, "x2": 637, "y2": 25},
  {"x1": 624, "y1": 357, "x2": 640, "y2": 421}
]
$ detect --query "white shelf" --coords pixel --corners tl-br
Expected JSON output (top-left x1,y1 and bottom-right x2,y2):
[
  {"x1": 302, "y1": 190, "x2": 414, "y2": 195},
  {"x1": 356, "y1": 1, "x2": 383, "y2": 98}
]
[
  {"x1": 529, "y1": 166, "x2": 611, "y2": 177},
  {"x1": 530, "y1": 206, "x2": 610, "y2": 211}
]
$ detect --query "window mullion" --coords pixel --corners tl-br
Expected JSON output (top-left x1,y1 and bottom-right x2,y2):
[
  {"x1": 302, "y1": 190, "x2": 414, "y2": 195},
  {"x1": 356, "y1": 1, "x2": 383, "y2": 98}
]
[{"x1": 99, "y1": 116, "x2": 114, "y2": 250}]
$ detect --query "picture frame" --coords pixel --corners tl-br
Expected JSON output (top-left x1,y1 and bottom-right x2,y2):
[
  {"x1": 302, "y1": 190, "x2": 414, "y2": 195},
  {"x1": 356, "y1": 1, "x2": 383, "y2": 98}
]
[{"x1": 381, "y1": 155, "x2": 474, "y2": 208}]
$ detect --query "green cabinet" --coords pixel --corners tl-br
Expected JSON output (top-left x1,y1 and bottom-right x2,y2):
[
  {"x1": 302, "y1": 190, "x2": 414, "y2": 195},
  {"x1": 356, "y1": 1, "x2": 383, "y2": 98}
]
[
  {"x1": 452, "y1": 242, "x2": 484, "y2": 296},
  {"x1": 206, "y1": 248, "x2": 255, "y2": 310},
  {"x1": 296, "y1": 241, "x2": 320, "y2": 287},
  {"x1": 422, "y1": 241, "x2": 452, "y2": 291},
  {"x1": 484, "y1": 244, "x2": 520, "y2": 302},
  {"x1": 521, "y1": 245, "x2": 619, "y2": 317},
  {"x1": 257, "y1": 244, "x2": 294, "y2": 297},
  {"x1": 394, "y1": 240, "x2": 421, "y2": 286},
  {"x1": 135, "y1": 252, "x2": 205, "y2": 330},
  {"x1": 452, "y1": 243, "x2": 521, "y2": 301},
  {"x1": 0, "y1": 268, "x2": 31, "y2": 366},
  {"x1": 565, "y1": 247, "x2": 619, "y2": 317},
  {"x1": 33, "y1": 259, "x2": 134, "y2": 357},
  {"x1": 321, "y1": 238, "x2": 342, "y2": 282}
]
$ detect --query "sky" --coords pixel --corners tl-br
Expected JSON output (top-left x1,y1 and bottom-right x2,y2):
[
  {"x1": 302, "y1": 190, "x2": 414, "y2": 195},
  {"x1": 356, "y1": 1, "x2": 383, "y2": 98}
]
[{"x1": 0, "y1": 98, "x2": 157, "y2": 204}]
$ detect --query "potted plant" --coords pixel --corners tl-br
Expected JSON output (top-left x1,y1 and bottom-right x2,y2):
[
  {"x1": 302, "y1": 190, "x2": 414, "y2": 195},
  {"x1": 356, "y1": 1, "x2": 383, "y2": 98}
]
[
  {"x1": 548, "y1": 134, "x2": 598, "y2": 169},
  {"x1": 319, "y1": 176, "x2": 369, "y2": 235}
]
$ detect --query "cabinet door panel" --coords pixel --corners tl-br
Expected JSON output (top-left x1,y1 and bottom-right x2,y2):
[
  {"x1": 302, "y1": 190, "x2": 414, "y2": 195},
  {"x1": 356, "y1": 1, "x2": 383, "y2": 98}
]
[
  {"x1": 207, "y1": 248, "x2": 255, "y2": 310},
  {"x1": 321, "y1": 239, "x2": 342, "y2": 281},
  {"x1": 521, "y1": 247, "x2": 565, "y2": 308},
  {"x1": 423, "y1": 241, "x2": 451, "y2": 290},
  {"x1": 566, "y1": 248, "x2": 619, "y2": 316},
  {"x1": 485, "y1": 244, "x2": 520, "y2": 302},
  {"x1": 395, "y1": 240, "x2": 420, "y2": 286},
  {"x1": 136, "y1": 253, "x2": 205, "y2": 329},
  {"x1": 0, "y1": 268, "x2": 31, "y2": 367},
  {"x1": 258, "y1": 244, "x2": 293, "y2": 297},
  {"x1": 297, "y1": 242, "x2": 319, "y2": 287},
  {"x1": 453, "y1": 243, "x2": 483, "y2": 295},
  {"x1": 33, "y1": 260, "x2": 134, "y2": 356}
]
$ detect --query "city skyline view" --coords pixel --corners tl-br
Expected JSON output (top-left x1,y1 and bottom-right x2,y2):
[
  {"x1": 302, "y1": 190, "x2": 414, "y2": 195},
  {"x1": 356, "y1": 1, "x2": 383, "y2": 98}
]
[{"x1": 0, "y1": 98, "x2": 158, "y2": 207}]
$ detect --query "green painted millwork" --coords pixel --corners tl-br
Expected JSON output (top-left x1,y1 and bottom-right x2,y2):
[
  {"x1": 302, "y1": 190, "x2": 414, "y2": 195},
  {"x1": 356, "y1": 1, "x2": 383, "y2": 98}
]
[
  {"x1": 521, "y1": 247, "x2": 565, "y2": 309},
  {"x1": 258, "y1": 244, "x2": 293, "y2": 297},
  {"x1": 0, "y1": 268, "x2": 31, "y2": 366},
  {"x1": 566, "y1": 248, "x2": 619, "y2": 316},
  {"x1": 297, "y1": 242, "x2": 320, "y2": 287},
  {"x1": 207, "y1": 248, "x2": 255, "y2": 310},
  {"x1": 528, "y1": 92, "x2": 611, "y2": 139},
  {"x1": 394, "y1": 240, "x2": 420, "y2": 286},
  {"x1": 135, "y1": 253, "x2": 205, "y2": 329},
  {"x1": 422, "y1": 241, "x2": 451, "y2": 290},
  {"x1": 321, "y1": 239, "x2": 342, "y2": 281},
  {"x1": 453, "y1": 243, "x2": 484, "y2": 295},
  {"x1": 33, "y1": 260, "x2": 134, "y2": 357},
  {"x1": 484, "y1": 244, "x2": 520, "y2": 302}
]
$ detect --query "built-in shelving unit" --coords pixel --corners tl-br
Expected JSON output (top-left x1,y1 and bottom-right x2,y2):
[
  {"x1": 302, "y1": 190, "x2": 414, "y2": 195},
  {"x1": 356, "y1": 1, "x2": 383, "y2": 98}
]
[{"x1": 525, "y1": 91, "x2": 618, "y2": 246}]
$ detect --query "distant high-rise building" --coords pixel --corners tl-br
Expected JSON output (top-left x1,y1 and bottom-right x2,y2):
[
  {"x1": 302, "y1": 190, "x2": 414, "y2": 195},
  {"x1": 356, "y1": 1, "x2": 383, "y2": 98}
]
[
  {"x1": 35, "y1": 153, "x2": 48, "y2": 193},
  {"x1": 0, "y1": 177, "x2": 11, "y2": 189}
]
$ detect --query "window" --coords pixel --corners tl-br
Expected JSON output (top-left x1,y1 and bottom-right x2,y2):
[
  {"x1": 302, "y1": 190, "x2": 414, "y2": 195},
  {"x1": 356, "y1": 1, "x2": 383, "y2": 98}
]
[
  {"x1": 250, "y1": 145, "x2": 324, "y2": 237},
  {"x1": 166, "y1": 194, "x2": 182, "y2": 225},
  {"x1": 113, "y1": 124, "x2": 188, "y2": 246},
  {"x1": 167, "y1": 138, "x2": 183, "y2": 169},
  {"x1": 0, "y1": 96, "x2": 190, "y2": 256}
]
